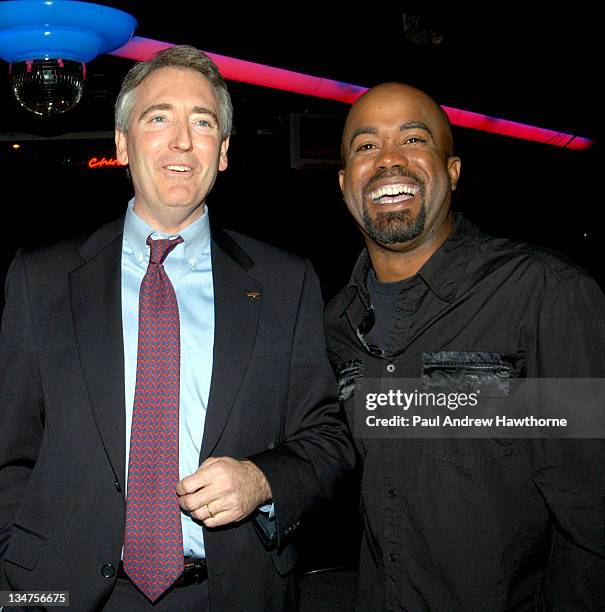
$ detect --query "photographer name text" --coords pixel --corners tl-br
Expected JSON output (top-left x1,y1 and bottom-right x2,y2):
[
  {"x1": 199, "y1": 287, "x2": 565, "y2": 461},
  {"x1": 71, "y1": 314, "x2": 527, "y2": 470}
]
[{"x1": 366, "y1": 414, "x2": 568, "y2": 428}]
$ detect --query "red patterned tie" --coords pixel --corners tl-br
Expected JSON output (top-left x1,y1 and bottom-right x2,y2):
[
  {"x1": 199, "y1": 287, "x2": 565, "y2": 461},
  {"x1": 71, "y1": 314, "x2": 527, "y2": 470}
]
[{"x1": 123, "y1": 236, "x2": 184, "y2": 602}]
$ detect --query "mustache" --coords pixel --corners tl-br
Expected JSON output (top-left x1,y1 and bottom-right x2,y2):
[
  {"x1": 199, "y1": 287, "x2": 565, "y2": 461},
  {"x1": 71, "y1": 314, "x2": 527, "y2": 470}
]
[{"x1": 363, "y1": 166, "x2": 423, "y2": 195}]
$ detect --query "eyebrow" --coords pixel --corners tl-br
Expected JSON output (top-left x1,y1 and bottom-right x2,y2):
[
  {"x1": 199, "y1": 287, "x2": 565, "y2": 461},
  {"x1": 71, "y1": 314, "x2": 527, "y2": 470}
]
[
  {"x1": 400, "y1": 121, "x2": 434, "y2": 139},
  {"x1": 348, "y1": 121, "x2": 434, "y2": 150},
  {"x1": 138, "y1": 103, "x2": 219, "y2": 126},
  {"x1": 349, "y1": 127, "x2": 377, "y2": 150}
]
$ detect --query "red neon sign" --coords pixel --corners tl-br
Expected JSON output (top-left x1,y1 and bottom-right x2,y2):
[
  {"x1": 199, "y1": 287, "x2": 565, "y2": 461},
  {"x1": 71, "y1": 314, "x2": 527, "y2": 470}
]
[{"x1": 88, "y1": 156, "x2": 125, "y2": 169}]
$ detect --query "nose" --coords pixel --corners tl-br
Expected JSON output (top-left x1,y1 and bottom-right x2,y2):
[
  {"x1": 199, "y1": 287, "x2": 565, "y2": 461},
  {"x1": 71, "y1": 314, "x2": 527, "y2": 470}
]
[
  {"x1": 375, "y1": 139, "x2": 408, "y2": 169},
  {"x1": 169, "y1": 119, "x2": 193, "y2": 152}
]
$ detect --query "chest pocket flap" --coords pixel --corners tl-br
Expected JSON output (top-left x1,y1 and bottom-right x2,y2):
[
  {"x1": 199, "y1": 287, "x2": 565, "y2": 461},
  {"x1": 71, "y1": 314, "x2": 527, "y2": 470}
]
[{"x1": 422, "y1": 351, "x2": 518, "y2": 397}]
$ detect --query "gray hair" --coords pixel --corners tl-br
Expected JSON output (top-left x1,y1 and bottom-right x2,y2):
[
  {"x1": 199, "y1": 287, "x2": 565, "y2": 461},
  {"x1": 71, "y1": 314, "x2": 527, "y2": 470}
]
[{"x1": 115, "y1": 45, "x2": 233, "y2": 141}]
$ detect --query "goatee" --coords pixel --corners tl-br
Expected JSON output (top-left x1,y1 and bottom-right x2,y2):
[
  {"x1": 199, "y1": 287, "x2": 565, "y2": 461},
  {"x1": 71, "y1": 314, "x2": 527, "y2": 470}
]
[{"x1": 362, "y1": 202, "x2": 426, "y2": 245}]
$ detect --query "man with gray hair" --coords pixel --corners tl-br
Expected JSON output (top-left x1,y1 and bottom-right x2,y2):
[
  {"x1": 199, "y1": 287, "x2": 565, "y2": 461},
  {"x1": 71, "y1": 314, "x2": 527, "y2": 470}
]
[{"x1": 0, "y1": 46, "x2": 354, "y2": 611}]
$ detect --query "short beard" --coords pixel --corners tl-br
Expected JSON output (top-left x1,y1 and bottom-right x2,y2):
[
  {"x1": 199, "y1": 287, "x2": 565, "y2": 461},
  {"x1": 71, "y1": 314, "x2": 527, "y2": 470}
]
[{"x1": 362, "y1": 201, "x2": 426, "y2": 245}]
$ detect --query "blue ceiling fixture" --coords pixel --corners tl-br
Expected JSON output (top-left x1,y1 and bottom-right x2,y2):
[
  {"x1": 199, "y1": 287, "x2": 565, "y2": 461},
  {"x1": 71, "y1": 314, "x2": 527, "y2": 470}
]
[{"x1": 0, "y1": 0, "x2": 136, "y2": 115}]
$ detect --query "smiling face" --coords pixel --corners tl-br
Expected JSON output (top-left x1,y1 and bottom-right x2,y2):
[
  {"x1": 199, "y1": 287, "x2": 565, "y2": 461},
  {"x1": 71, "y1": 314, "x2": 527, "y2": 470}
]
[
  {"x1": 339, "y1": 83, "x2": 460, "y2": 253},
  {"x1": 115, "y1": 66, "x2": 229, "y2": 232}
]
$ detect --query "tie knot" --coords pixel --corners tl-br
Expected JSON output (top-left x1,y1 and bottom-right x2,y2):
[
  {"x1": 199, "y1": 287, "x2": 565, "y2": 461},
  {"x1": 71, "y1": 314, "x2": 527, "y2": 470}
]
[{"x1": 147, "y1": 236, "x2": 184, "y2": 265}]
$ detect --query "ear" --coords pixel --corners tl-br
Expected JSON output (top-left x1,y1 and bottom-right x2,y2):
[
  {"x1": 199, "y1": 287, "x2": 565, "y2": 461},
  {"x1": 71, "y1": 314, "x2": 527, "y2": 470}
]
[
  {"x1": 338, "y1": 168, "x2": 346, "y2": 194},
  {"x1": 447, "y1": 156, "x2": 461, "y2": 191},
  {"x1": 219, "y1": 137, "x2": 230, "y2": 172},
  {"x1": 115, "y1": 129, "x2": 128, "y2": 166}
]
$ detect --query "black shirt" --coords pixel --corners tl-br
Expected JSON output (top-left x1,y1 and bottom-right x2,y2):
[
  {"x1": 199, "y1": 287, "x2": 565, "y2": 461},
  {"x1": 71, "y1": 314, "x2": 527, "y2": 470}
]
[{"x1": 325, "y1": 215, "x2": 605, "y2": 611}]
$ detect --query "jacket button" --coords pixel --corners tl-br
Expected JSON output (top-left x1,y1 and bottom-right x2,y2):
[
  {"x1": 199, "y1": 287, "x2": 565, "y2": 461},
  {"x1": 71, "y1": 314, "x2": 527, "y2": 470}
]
[
  {"x1": 388, "y1": 553, "x2": 398, "y2": 563},
  {"x1": 114, "y1": 480, "x2": 121, "y2": 492},
  {"x1": 388, "y1": 489, "x2": 397, "y2": 499},
  {"x1": 386, "y1": 363, "x2": 396, "y2": 373},
  {"x1": 101, "y1": 563, "x2": 115, "y2": 578}
]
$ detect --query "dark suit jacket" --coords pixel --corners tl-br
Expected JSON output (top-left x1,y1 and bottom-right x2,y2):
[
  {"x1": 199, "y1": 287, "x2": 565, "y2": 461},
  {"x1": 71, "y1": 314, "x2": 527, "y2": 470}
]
[{"x1": 0, "y1": 217, "x2": 355, "y2": 611}]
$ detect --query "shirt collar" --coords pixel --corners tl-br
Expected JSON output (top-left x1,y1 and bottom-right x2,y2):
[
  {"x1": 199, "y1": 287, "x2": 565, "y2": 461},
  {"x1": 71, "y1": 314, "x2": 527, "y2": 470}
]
[
  {"x1": 346, "y1": 213, "x2": 480, "y2": 312},
  {"x1": 123, "y1": 197, "x2": 211, "y2": 270},
  {"x1": 416, "y1": 214, "x2": 478, "y2": 302}
]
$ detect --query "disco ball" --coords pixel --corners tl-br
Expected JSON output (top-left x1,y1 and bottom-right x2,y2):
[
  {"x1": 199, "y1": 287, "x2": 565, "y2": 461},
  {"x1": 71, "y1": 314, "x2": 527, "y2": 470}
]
[
  {"x1": 10, "y1": 59, "x2": 86, "y2": 116},
  {"x1": 0, "y1": 1, "x2": 137, "y2": 117}
]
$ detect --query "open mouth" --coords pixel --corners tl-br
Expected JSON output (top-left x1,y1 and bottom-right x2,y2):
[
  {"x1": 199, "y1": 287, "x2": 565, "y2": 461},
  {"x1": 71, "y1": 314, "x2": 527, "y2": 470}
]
[{"x1": 369, "y1": 183, "x2": 419, "y2": 204}]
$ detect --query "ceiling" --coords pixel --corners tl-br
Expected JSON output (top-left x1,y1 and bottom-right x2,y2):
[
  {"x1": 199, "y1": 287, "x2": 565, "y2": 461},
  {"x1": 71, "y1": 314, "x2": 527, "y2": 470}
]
[{"x1": 0, "y1": 4, "x2": 599, "y2": 142}]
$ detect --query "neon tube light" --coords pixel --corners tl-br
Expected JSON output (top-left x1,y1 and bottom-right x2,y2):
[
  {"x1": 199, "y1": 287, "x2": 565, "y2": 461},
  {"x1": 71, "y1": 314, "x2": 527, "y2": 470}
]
[{"x1": 108, "y1": 36, "x2": 589, "y2": 151}]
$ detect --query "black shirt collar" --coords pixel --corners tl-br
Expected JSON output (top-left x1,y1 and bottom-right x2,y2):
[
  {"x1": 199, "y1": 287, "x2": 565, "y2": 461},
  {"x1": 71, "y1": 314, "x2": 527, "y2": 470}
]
[{"x1": 344, "y1": 213, "x2": 481, "y2": 313}]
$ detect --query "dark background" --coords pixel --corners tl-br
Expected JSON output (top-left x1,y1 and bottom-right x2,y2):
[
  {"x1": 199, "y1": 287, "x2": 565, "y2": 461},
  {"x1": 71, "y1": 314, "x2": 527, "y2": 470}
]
[
  {"x1": 0, "y1": 3, "x2": 601, "y2": 575},
  {"x1": 0, "y1": 5, "x2": 601, "y2": 298}
]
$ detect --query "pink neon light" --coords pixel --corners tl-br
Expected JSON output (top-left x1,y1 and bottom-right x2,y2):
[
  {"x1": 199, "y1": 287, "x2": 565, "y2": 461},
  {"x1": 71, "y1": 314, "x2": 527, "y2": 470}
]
[
  {"x1": 442, "y1": 106, "x2": 592, "y2": 151},
  {"x1": 110, "y1": 37, "x2": 593, "y2": 150},
  {"x1": 109, "y1": 37, "x2": 366, "y2": 104}
]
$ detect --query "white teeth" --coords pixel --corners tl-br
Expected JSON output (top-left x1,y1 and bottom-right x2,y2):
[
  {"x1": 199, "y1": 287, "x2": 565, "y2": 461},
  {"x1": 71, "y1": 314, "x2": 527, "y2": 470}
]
[
  {"x1": 166, "y1": 165, "x2": 191, "y2": 172},
  {"x1": 369, "y1": 183, "x2": 418, "y2": 200}
]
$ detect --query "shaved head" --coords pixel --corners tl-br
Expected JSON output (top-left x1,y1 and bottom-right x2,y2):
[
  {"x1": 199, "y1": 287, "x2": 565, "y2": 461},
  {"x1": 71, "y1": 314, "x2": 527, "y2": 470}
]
[{"x1": 342, "y1": 83, "x2": 454, "y2": 162}]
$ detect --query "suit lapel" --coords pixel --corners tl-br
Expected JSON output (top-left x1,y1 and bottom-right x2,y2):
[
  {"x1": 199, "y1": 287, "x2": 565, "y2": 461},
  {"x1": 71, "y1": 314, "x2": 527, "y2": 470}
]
[
  {"x1": 201, "y1": 228, "x2": 261, "y2": 459},
  {"x1": 70, "y1": 218, "x2": 126, "y2": 491},
  {"x1": 69, "y1": 220, "x2": 261, "y2": 474}
]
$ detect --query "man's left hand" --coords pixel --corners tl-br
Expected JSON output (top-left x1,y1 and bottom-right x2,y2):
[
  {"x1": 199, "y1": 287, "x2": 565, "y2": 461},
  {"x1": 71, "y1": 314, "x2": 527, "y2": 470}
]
[{"x1": 176, "y1": 457, "x2": 273, "y2": 527}]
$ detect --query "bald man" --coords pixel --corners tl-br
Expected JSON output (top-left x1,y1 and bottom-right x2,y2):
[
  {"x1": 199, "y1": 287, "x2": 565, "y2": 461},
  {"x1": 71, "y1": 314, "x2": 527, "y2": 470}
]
[{"x1": 325, "y1": 83, "x2": 605, "y2": 611}]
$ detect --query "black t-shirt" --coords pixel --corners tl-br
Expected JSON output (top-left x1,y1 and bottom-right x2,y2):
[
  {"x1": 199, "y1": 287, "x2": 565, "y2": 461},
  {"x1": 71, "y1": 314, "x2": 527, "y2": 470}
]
[{"x1": 366, "y1": 268, "x2": 417, "y2": 353}]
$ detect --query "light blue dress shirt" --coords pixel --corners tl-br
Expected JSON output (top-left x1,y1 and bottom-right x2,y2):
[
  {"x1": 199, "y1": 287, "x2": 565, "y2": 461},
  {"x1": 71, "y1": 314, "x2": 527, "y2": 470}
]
[{"x1": 122, "y1": 198, "x2": 214, "y2": 558}]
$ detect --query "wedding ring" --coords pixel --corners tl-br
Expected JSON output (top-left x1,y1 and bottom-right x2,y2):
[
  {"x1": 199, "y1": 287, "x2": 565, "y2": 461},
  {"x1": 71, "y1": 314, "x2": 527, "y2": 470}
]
[{"x1": 205, "y1": 504, "x2": 214, "y2": 518}]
